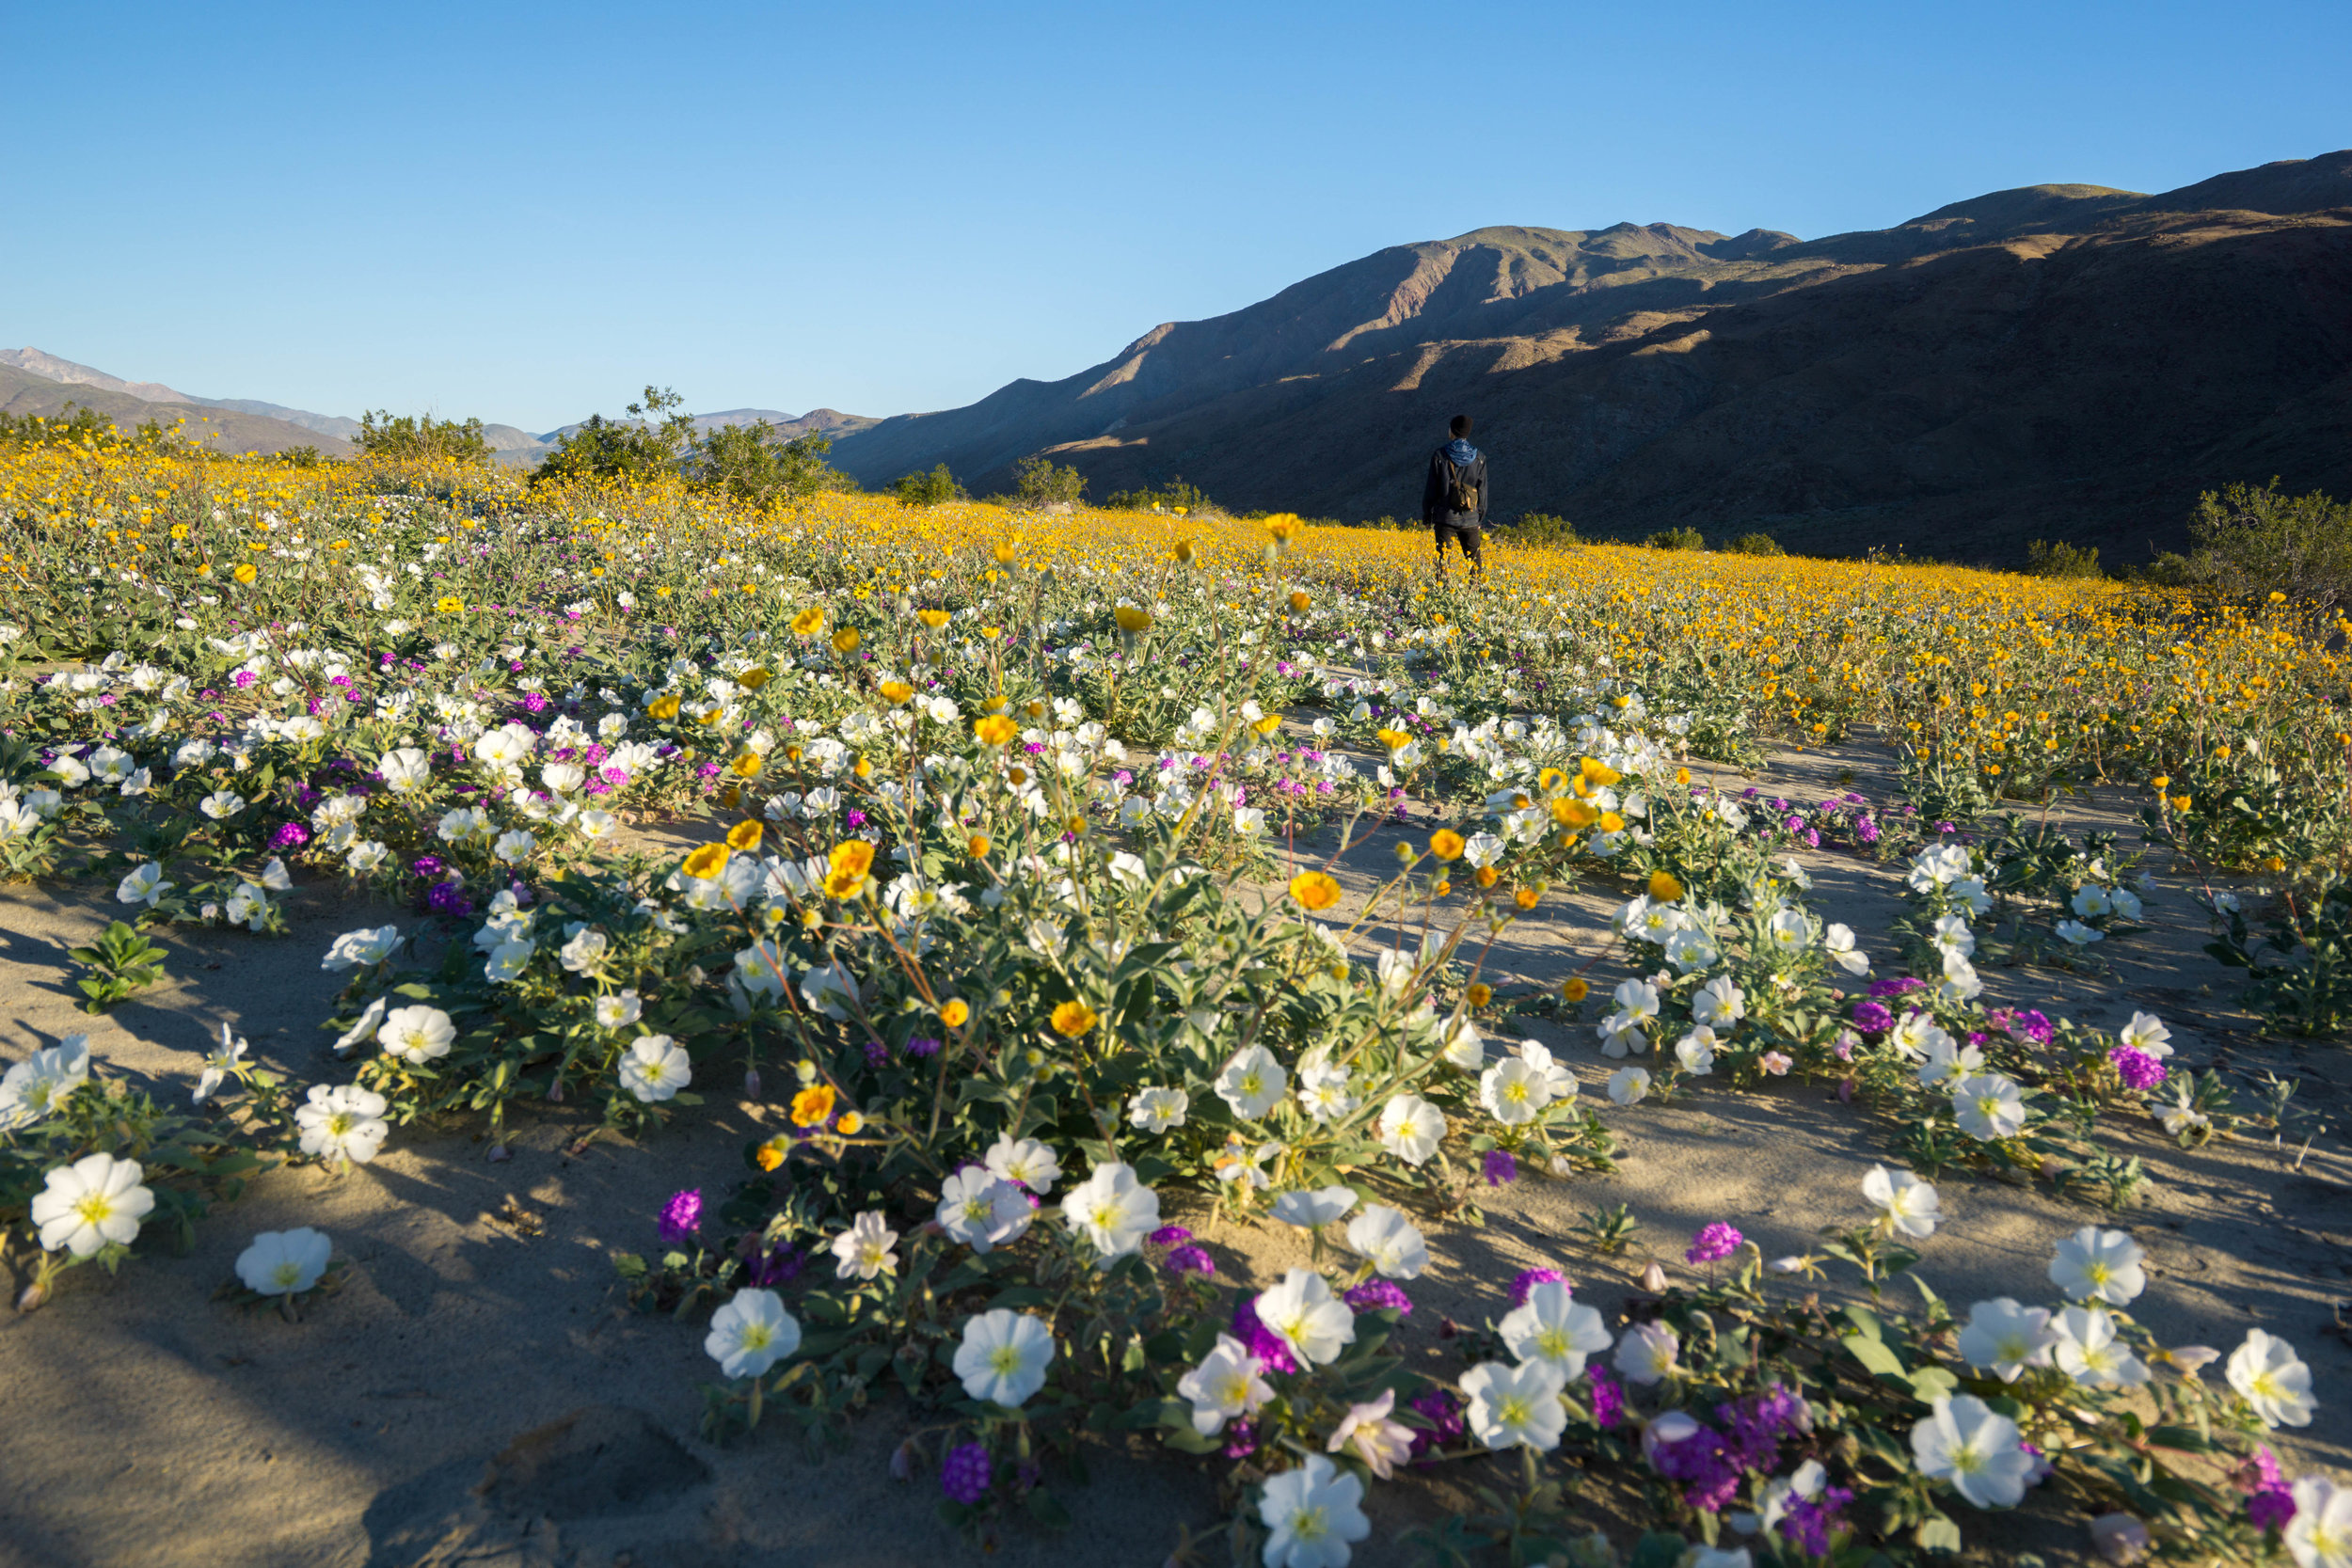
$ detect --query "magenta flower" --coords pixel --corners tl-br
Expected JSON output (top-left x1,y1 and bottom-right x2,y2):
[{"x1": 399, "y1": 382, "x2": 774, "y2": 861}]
[
  {"x1": 1685, "y1": 1222, "x2": 1742, "y2": 1264},
  {"x1": 657, "y1": 1188, "x2": 703, "y2": 1245},
  {"x1": 940, "y1": 1442, "x2": 992, "y2": 1505}
]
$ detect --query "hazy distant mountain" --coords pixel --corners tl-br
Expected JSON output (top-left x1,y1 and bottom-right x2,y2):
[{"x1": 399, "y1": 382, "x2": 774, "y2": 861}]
[
  {"x1": 0, "y1": 363, "x2": 354, "y2": 458},
  {"x1": 535, "y1": 407, "x2": 879, "y2": 443},
  {"x1": 830, "y1": 150, "x2": 2352, "y2": 563},
  {"x1": 195, "y1": 399, "x2": 363, "y2": 440},
  {"x1": 0, "y1": 348, "x2": 362, "y2": 449}
]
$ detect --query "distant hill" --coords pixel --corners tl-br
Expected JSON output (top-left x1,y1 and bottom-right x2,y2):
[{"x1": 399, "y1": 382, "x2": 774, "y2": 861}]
[
  {"x1": 0, "y1": 348, "x2": 363, "y2": 443},
  {"x1": 0, "y1": 363, "x2": 355, "y2": 458},
  {"x1": 535, "y1": 406, "x2": 879, "y2": 443},
  {"x1": 829, "y1": 150, "x2": 2352, "y2": 564}
]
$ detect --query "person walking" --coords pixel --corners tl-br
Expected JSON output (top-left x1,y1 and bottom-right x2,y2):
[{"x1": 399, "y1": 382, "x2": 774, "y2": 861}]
[{"x1": 1422, "y1": 414, "x2": 1488, "y2": 582}]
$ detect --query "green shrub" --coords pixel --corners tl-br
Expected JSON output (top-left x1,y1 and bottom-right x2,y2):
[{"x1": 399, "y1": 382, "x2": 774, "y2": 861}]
[
  {"x1": 1103, "y1": 476, "x2": 1211, "y2": 514},
  {"x1": 0, "y1": 404, "x2": 117, "y2": 450},
  {"x1": 893, "y1": 463, "x2": 966, "y2": 507},
  {"x1": 691, "y1": 421, "x2": 839, "y2": 507},
  {"x1": 1012, "y1": 454, "x2": 1087, "y2": 510},
  {"x1": 1643, "y1": 526, "x2": 1706, "y2": 551},
  {"x1": 1724, "y1": 531, "x2": 1785, "y2": 557},
  {"x1": 2186, "y1": 478, "x2": 2352, "y2": 619},
  {"x1": 357, "y1": 410, "x2": 494, "y2": 465},
  {"x1": 1514, "y1": 512, "x2": 1581, "y2": 548},
  {"x1": 2026, "y1": 539, "x2": 2104, "y2": 578}
]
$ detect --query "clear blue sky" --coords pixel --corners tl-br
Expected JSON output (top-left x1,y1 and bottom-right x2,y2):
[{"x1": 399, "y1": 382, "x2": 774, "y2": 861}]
[{"x1": 8, "y1": 1, "x2": 2346, "y2": 433}]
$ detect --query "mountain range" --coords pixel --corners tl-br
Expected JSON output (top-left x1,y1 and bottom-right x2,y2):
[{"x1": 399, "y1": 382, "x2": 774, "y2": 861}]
[
  {"x1": 827, "y1": 150, "x2": 2352, "y2": 562},
  {"x1": 0, "y1": 348, "x2": 872, "y2": 467}
]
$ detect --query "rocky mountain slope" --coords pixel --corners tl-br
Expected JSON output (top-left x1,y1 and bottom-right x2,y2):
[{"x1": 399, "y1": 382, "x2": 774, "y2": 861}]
[
  {"x1": 830, "y1": 151, "x2": 2352, "y2": 562},
  {"x1": 0, "y1": 363, "x2": 355, "y2": 458}
]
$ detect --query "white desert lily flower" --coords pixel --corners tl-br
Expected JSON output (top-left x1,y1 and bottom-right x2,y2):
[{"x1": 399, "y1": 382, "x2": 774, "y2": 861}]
[{"x1": 952, "y1": 1308, "x2": 1055, "y2": 1407}]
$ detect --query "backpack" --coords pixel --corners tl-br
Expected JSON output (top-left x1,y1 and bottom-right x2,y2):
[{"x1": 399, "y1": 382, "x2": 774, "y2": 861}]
[{"x1": 1444, "y1": 455, "x2": 1480, "y2": 515}]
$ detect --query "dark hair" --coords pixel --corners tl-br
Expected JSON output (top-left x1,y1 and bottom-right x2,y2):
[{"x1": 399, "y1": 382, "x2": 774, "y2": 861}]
[{"x1": 1449, "y1": 415, "x2": 1473, "y2": 437}]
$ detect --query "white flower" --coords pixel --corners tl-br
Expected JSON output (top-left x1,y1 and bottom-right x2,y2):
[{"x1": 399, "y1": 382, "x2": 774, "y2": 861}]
[
  {"x1": 2055, "y1": 918, "x2": 2105, "y2": 946},
  {"x1": 345, "y1": 840, "x2": 390, "y2": 872},
  {"x1": 1957, "y1": 1298, "x2": 2058, "y2": 1382},
  {"x1": 295, "y1": 1083, "x2": 390, "y2": 1166},
  {"x1": 1611, "y1": 977, "x2": 1661, "y2": 1023},
  {"x1": 1375, "y1": 1093, "x2": 1446, "y2": 1165},
  {"x1": 1910, "y1": 1394, "x2": 2033, "y2": 1509},
  {"x1": 483, "y1": 938, "x2": 535, "y2": 983},
  {"x1": 984, "y1": 1134, "x2": 1063, "y2": 1195},
  {"x1": 936, "y1": 1169, "x2": 1034, "y2": 1253},
  {"x1": 223, "y1": 881, "x2": 271, "y2": 931},
  {"x1": 799, "y1": 960, "x2": 860, "y2": 1021},
  {"x1": 2284, "y1": 1477, "x2": 2351, "y2": 1568},
  {"x1": 1889, "y1": 1012, "x2": 1951, "y2": 1061},
  {"x1": 1273, "y1": 1185, "x2": 1358, "y2": 1229},
  {"x1": 558, "y1": 927, "x2": 610, "y2": 975},
  {"x1": 596, "y1": 990, "x2": 644, "y2": 1029},
  {"x1": 1607, "y1": 1066, "x2": 1652, "y2": 1106},
  {"x1": 830, "y1": 1211, "x2": 899, "y2": 1280},
  {"x1": 2226, "y1": 1329, "x2": 2315, "y2": 1428},
  {"x1": 200, "y1": 789, "x2": 247, "y2": 819},
  {"x1": 1614, "y1": 1321, "x2": 1679, "y2": 1385},
  {"x1": 1691, "y1": 975, "x2": 1745, "y2": 1028},
  {"x1": 334, "y1": 996, "x2": 388, "y2": 1054},
  {"x1": 1254, "y1": 1268, "x2": 1357, "y2": 1367},
  {"x1": 1461, "y1": 1358, "x2": 1567, "y2": 1450},
  {"x1": 1930, "y1": 912, "x2": 1977, "y2": 958},
  {"x1": 1, "y1": 1035, "x2": 92, "y2": 1128},
  {"x1": 1862, "y1": 1164, "x2": 1941, "y2": 1238},
  {"x1": 1326, "y1": 1388, "x2": 1414, "y2": 1482},
  {"x1": 31, "y1": 1152, "x2": 155, "y2": 1257},
  {"x1": 617, "y1": 1035, "x2": 691, "y2": 1101},
  {"x1": 2054, "y1": 1306, "x2": 2151, "y2": 1390},
  {"x1": 378, "y1": 1006, "x2": 456, "y2": 1065},
  {"x1": 1127, "y1": 1085, "x2": 1189, "y2": 1132},
  {"x1": 2050, "y1": 1226, "x2": 2146, "y2": 1306},
  {"x1": 260, "y1": 856, "x2": 294, "y2": 893},
  {"x1": 236, "y1": 1227, "x2": 332, "y2": 1295},
  {"x1": 1766, "y1": 908, "x2": 1811, "y2": 955},
  {"x1": 705, "y1": 1288, "x2": 802, "y2": 1378},
  {"x1": 117, "y1": 862, "x2": 174, "y2": 908},
  {"x1": 1916, "y1": 1031, "x2": 1984, "y2": 1088},
  {"x1": 1498, "y1": 1280, "x2": 1611, "y2": 1377},
  {"x1": 2118, "y1": 1011, "x2": 2173, "y2": 1059},
  {"x1": 1822, "y1": 922, "x2": 1870, "y2": 975},
  {"x1": 1344, "y1": 1204, "x2": 1428, "y2": 1278},
  {"x1": 1479, "y1": 1056, "x2": 1551, "y2": 1125},
  {"x1": 1664, "y1": 927, "x2": 1720, "y2": 974},
  {"x1": 1951, "y1": 1072, "x2": 2026, "y2": 1140},
  {"x1": 1177, "y1": 1333, "x2": 1273, "y2": 1435},
  {"x1": 1216, "y1": 1044, "x2": 1288, "y2": 1120},
  {"x1": 195, "y1": 1022, "x2": 247, "y2": 1103},
  {"x1": 2071, "y1": 882, "x2": 2113, "y2": 919},
  {"x1": 1908, "y1": 843, "x2": 1972, "y2": 890},
  {"x1": 1258, "y1": 1453, "x2": 1371, "y2": 1568},
  {"x1": 952, "y1": 1308, "x2": 1055, "y2": 1407},
  {"x1": 1059, "y1": 1161, "x2": 1160, "y2": 1260},
  {"x1": 378, "y1": 747, "x2": 431, "y2": 793},
  {"x1": 322, "y1": 924, "x2": 400, "y2": 971},
  {"x1": 493, "y1": 829, "x2": 537, "y2": 863},
  {"x1": 1674, "y1": 1026, "x2": 1718, "y2": 1075}
]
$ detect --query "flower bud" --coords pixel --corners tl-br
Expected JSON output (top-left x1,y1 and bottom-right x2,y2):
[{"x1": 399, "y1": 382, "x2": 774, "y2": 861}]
[
  {"x1": 1640, "y1": 1260, "x2": 1668, "y2": 1292},
  {"x1": 743, "y1": 1067, "x2": 762, "y2": 1100},
  {"x1": 17, "y1": 1280, "x2": 49, "y2": 1313},
  {"x1": 2091, "y1": 1513, "x2": 2150, "y2": 1565}
]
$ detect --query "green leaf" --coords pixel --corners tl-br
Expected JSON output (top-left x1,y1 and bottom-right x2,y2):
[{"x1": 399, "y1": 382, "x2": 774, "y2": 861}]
[
  {"x1": 1842, "y1": 1331, "x2": 1907, "y2": 1380},
  {"x1": 1916, "y1": 1515, "x2": 1963, "y2": 1554}
]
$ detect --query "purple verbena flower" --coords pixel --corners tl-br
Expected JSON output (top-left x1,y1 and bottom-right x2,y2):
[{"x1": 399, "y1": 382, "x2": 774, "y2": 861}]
[
  {"x1": 1686, "y1": 1222, "x2": 1742, "y2": 1264},
  {"x1": 1509, "y1": 1267, "x2": 1566, "y2": 1307},
  {"x1": 940, "y1": 1442, "x2": 992, "y2": 1505},
  {"x1": 1851, "y1": 1001, "x2": 1894, "y2": 1034},
  {"x1": 657, "y1": 1188, "x2": 703, "y2": 1245},
  {"x1": 2110, "y1": 1046, "x2": 2168, "y2": 1090},
  {"x1": 1164, "y1": 1245, "x2": 1216, "y2": 1277},
  {"x1": 1343, "y1": 1279, "x2": 1412, "y2": 1316},
  {"x1": 1231, "y1": 1295, "x2": 1299, "y2": 1375},
  {"x1": 1148, "y1": 1226, "x2": 1194, "y2": 1246},
  {"x1": 1482, "y1": 1149, "x2": 1518, "y2": 1186}
]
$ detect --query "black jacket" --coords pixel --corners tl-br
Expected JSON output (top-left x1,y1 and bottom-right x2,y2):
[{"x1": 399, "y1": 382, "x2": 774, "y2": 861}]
[{"x1": 1422, "y1": 440, "x2": 1489, "y2": 529}]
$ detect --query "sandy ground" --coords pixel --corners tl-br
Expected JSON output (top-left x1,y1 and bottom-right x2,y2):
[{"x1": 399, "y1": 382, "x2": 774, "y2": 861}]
[{"x1": 1, "y1": 740, "x2": 2346, "y2": 1568}]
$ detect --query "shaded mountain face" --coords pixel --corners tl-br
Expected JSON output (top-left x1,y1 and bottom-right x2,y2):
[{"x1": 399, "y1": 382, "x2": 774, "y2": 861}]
[{"x1": 830, "y1": 151, "x2": 2352, "y2": 563}]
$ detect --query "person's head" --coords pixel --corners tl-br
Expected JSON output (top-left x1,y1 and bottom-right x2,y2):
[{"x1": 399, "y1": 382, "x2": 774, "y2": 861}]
[{"x1": 1449, "y1": 415, "x2": 1473, "y2": 438}]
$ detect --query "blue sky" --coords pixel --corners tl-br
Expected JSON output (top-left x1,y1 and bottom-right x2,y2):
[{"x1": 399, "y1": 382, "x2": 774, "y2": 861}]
[{"x1": 8, "y1": 1, "x2": 2346, "y2": 432}]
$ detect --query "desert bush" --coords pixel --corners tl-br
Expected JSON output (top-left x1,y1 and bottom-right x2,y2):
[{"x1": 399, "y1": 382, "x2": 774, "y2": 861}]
[
  {"x1": 2026, "y1": 539, "x2": 2103, "y2": 578},
  {"x1": 1642, "y1": 526, "x2": 1705, "y2": 551},
  {"x1": 691, "y1": 421, "x2": 839, "y2": 507},
  {"x1": 1513, "y1": 512, "x2": 1580, "y2": 547},
  {"x1": 894, "y1": 463, "x2": 967, "y2": 506},
  {"x1": 1723, "y1": 531, "x2": 1784, "y2": 557},
  {"x1": 1012, "y1": 454, "x2": 1087, "y2": 510},
  {"x1": 2186, "y1": 477, "x2": 2352, "y2": 621},
  {"x1": 1103, "y1": 476, "x2": 1211, "y2": 515},
  {"x1": 357, "y1": 410, "x2": 494, "y2": 466}
]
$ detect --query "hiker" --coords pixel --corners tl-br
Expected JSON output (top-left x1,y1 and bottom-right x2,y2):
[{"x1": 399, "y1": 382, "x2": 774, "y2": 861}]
[{"x1": 1423, "y1": 414, "x2": 1488, "y2": 581}]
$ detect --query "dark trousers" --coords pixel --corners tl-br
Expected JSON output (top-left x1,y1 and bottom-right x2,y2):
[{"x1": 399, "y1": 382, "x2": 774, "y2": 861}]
[{"x1": 1433, "y1": 519, "x2": 1484, "y2": 578}]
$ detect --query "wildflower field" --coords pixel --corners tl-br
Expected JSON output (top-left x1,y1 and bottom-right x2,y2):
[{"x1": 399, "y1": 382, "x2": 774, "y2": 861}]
[{"x1": 1, "y1": 434, "x2": 2347, "y2": 1568}]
